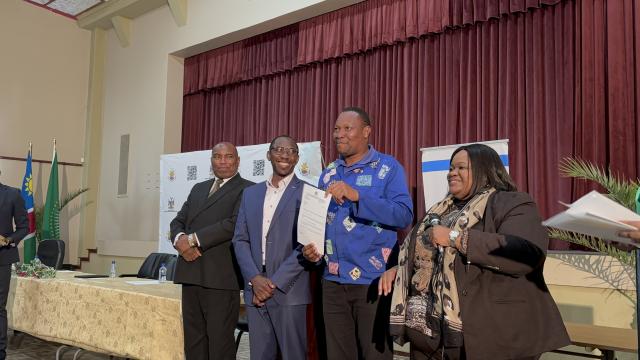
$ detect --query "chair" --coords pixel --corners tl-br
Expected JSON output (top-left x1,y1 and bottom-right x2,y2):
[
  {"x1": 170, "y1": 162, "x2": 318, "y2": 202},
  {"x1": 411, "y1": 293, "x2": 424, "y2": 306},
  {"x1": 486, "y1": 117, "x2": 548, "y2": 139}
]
[
  {"x1": 165, "y1": 256, "x2": 177, "y2": 281},
  {"x1": 120, "y1": 252, "x2": 177, "y2": 279},
  {"x1": 37, "y1": 240, "x2": 65, "y2": 269},
  {"x1": 235, "y1": 307, "x2": 249, "y2": 352}
]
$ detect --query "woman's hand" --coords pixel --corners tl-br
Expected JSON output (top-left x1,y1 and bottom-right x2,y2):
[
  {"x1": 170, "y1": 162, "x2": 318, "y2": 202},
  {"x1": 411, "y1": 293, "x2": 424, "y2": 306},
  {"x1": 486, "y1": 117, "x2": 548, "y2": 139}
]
[
  {"x1": 378, "y1": 266, "x2": 398, "y2": 296},
  {"x1": 619, "y1": 221, "x2": 640, "y2": 242},
  {"x1": 429, "y1": 225, "x2": 453, "y2": 248}
]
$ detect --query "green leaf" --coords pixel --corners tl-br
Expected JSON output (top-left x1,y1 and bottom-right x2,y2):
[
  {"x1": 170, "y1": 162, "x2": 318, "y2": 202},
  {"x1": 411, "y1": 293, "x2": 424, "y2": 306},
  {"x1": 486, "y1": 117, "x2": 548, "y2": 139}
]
[{"x1": 558, "y1": 157, "x2": 639, "y2": 210}]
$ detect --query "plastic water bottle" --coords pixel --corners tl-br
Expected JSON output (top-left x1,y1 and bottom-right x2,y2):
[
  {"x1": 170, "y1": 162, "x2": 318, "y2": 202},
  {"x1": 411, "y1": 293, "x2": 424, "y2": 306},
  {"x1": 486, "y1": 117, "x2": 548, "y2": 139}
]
[
  {"x1": 158, "y1": 263, "x2": 167, "y2": 283},
  {"x1": 109, "y1": 260, "x2": 117, "y2": 278},
  {"x1": 10, "y1": 263, "x2": 16, "y2": 276}
]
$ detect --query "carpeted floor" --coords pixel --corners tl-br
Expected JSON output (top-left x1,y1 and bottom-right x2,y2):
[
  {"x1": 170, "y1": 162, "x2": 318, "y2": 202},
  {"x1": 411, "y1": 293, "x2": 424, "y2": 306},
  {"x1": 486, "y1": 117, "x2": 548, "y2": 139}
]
[
  {"x1": 6, "y1": 329, "x2": 250, "y2": 360},
  {"x1": 6, "y1": 329, "x2": 408, "y2": 359}
]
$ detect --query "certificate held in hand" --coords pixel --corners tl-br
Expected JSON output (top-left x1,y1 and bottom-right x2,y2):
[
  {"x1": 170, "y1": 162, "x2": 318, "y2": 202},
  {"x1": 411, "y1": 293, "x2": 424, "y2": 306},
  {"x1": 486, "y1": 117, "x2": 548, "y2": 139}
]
[{"x1": 297, "y1": 183, "x2": 331, "y2": 253}]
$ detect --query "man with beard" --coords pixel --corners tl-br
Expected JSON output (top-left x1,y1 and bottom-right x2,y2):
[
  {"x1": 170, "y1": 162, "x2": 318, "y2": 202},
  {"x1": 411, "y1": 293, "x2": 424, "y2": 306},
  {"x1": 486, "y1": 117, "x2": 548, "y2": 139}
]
[
  {"x1": 303, "y1": 107, "x2": 413, "y2": 360},
  {"x1": 233, "y1": 135, "x2": 311, "y2": 360},
  {"x1": 171, "y1": 142, "x2": 253, "y2": 360}
]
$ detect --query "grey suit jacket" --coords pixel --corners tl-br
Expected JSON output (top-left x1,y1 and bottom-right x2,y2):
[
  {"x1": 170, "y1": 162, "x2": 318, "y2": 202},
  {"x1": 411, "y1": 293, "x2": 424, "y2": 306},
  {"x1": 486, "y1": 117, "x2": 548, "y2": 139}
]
[
  {"x1": 170, "y1": 174, "x2": 253, "y2": 290},
  {"x1": 0, "y1": 183, "x2": 28, "y2": 265}
]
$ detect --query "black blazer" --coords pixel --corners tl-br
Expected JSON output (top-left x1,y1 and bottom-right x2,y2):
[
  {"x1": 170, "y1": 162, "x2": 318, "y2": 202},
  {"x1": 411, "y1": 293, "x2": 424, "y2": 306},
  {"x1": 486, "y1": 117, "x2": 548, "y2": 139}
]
[
  {"x1": 170, "y1": 174, "x2": 253, "y2": 290},
  {"x1": 0, "y1": 183, "x2": 28, "y2": 265},
  {"x1": 456, "y1": 191, "x2": 570, "y2": 359}
]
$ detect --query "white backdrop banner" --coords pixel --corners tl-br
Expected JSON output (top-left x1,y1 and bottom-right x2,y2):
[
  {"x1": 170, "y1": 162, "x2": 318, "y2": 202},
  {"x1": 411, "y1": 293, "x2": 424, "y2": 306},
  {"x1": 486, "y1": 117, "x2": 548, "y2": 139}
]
[
  {"x1": 421, "y1": 140, "x2": 509, "y2": 210},
  {"x1": 158, "y1": 141, "x2": 323, "y2": 254}
]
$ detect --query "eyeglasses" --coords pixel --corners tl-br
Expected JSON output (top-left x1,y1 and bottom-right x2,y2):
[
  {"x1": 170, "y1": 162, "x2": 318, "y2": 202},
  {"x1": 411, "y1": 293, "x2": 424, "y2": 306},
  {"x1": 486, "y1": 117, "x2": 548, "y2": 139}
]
[{"x1": 270, "y1": 147, "x2": 298, "y2": 155}]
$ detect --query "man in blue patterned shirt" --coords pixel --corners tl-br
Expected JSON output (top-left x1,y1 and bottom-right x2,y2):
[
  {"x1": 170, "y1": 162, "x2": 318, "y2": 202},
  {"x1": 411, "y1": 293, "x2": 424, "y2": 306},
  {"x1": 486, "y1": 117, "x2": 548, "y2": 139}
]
[{"x1": 303, "y1": 107, "x2": 413, "y2": 360}]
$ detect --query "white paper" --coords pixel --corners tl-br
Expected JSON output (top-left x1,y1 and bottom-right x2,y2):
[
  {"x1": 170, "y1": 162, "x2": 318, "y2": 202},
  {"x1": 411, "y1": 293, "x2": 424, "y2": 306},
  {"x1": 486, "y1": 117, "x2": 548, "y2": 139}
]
[
  {"x1": 543, "y1": 191, "x2": 640, "y2": 247},
  {"x1": 297, "y1": 183, "x2": 331, "y2": 253},
  {"x1": 126, "y1": 280, "x2": 161, "y2": 285}
]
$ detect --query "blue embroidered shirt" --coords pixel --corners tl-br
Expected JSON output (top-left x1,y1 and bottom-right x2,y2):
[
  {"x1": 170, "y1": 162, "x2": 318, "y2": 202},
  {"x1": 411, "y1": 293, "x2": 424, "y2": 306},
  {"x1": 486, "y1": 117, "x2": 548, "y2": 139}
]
[{"x1": 318, "y1": 146, "x2": 413, "y2": 285}]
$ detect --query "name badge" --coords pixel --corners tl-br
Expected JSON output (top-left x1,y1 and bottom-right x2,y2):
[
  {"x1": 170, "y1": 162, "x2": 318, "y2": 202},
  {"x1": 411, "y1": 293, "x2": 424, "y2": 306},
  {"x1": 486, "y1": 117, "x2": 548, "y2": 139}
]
[{"x1": 356, "y1": 175, "x2": 372, "y2": 186}]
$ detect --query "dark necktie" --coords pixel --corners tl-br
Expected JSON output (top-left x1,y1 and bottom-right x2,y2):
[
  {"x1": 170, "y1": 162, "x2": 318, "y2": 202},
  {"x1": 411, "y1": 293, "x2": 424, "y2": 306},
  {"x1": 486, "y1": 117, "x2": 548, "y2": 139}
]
[{"x1": 208, "y1": 178, "x2": 224, "y2": 197}]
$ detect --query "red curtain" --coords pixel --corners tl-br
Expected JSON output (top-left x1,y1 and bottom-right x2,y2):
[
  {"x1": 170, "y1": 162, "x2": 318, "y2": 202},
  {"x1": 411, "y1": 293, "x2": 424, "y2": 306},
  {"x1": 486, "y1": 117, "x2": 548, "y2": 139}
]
[
  {"x1": 182, "y1": 0, "x2": 640, "y2": 250},
  {"x1": 183, "y1": 0, "x2": 562, "y2": 92}
]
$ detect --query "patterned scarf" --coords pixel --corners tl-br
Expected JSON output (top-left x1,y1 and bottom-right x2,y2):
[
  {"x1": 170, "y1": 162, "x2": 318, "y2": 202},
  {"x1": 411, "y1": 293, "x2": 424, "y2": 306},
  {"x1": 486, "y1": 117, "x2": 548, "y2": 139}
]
[{"x1": 390, "y1": 188, "x2": 495, "y2": 346}]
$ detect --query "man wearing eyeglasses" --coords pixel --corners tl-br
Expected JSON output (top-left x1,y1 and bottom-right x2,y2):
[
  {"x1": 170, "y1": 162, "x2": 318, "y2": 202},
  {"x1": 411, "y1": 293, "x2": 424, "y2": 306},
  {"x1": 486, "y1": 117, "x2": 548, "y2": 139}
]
[
  {"x1": 302, "y1": 107, "x2": 413, "y2": 360},
  {"x1": 170, "y1": 142, "x2": 253, "y2": 360},
  {"x1": 233, "y1": 135, "x2": 311, "y2": 360}
]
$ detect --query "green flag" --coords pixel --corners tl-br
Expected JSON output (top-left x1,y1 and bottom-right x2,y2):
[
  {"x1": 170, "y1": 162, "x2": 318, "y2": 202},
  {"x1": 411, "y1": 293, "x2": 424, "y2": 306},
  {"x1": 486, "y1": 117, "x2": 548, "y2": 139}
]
[{"x1": 42, "y1": 148, "x2": 60, "y2": 240}]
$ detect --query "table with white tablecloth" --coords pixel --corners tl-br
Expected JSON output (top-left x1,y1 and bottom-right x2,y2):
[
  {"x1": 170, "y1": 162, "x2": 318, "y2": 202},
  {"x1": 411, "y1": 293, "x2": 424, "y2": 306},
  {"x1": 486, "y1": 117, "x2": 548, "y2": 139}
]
[{"x1": 7, "y1": 271, "x2": 184, "y2": 360}]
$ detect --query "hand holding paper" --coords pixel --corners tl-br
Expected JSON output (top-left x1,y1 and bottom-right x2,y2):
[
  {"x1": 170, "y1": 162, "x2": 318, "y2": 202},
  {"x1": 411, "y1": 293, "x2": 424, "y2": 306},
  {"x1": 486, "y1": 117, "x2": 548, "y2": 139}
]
[
  {"x1": 619, "y1": 220, "x2": 640, "y2": 242},
  {"x1": 297, "y1": 183, "x2": 331, "y2": 256},
  {"x1": 543, "y1": 191, "x2": 640, "y2": 247}
]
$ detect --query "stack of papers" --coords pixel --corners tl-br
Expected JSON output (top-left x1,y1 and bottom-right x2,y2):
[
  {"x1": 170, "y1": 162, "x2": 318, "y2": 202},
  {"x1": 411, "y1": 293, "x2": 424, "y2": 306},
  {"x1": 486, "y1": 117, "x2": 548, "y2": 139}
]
[{"x1": 543, "y1": 191, "x2": 640, "y2": 247}]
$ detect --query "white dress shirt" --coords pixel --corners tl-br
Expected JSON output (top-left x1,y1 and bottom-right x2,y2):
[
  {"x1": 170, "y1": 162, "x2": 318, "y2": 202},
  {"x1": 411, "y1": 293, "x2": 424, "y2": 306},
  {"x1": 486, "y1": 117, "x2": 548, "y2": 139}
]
[{"x1": 261, "y1": 172, "x2": 295, "y2": 265}]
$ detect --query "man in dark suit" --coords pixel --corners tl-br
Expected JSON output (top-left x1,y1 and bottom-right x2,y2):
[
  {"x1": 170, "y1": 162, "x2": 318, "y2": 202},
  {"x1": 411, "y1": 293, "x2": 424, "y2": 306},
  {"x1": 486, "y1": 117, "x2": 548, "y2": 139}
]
[
  {"x1": 0, "y1": 172, "x2": 28, "y2": 360},
  {"x1": 170, "y1": 142, "x2": 253, "y2": 360},
  {"x1": 233, "y1": 135, "x2": 311, "y2": 360}
]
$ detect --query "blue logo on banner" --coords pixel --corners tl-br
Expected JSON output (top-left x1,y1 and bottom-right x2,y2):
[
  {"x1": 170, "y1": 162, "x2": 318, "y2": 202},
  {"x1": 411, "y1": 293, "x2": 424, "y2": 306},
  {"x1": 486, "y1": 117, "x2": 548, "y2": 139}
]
[{"x1": 422, "y1": 155, "x2": 509, "y2": 172}]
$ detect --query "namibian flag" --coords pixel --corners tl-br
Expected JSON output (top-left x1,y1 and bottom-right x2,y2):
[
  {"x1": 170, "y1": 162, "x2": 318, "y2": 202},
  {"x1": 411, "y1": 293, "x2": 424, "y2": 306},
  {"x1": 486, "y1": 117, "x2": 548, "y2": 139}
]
[{"x1": 21, "y1": 147, "x2": 36, "y2": 263}]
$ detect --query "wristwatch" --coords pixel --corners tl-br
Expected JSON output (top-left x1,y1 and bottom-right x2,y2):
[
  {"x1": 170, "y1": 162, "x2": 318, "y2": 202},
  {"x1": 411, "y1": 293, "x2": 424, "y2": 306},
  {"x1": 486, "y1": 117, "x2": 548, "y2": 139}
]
[
  {"x1": 187, "y1": 233, "x2": 197, "y2": 248},
  {"x1": 448, "y1": 230, "x2": 460, "y2": 248}
]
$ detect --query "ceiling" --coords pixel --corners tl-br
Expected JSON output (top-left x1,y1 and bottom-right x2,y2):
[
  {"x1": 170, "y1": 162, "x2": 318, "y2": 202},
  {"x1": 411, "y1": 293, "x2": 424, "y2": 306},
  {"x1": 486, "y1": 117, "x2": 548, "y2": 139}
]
[{"x1": 24, "y1": 0, "x2": 106, "y2": 19}]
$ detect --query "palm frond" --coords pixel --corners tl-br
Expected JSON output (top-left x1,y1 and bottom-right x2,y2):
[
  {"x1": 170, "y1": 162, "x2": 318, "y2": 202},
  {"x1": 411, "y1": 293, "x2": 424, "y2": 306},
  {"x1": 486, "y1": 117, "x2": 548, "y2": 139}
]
[
  {"x1": 548, "y1": 228, "x2": 635, "y2": 268},
  {"x1": 58, "y1": 188, "x2": 89, "y2": 211},
  {"x1": 559, "y1": 157, "x2": 639, "y2": 210},
  {"x1": 35, "y1": 188, "x2": 89, "y2": 241}
]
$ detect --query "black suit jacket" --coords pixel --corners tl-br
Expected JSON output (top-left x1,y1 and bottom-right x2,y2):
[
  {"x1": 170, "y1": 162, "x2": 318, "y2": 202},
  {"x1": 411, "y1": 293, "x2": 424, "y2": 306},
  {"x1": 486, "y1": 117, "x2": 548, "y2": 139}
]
[
  {"x1": 170, "y1": 174, "x2": 253, "y2": 290},
  {"x1": 455, "y1": 191, "x2": 570, "y2": 359},
  {"x1": 0, "y1": 183, "x2": 28, "y2": 265}
]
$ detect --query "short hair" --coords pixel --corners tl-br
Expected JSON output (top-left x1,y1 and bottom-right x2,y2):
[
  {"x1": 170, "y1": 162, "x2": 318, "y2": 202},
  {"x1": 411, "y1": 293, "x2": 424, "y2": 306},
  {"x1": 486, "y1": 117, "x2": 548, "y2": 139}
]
[
  {"x1": 269, "y1": 135, "x2": 298, "y2": 151},
  {"x1": 341, "y1": 106, "x2": 371, "y2": 126},
  {"x1": 450, "y1": 143, "x2": 517, "y2": 196},
  {"x1": 212, "y1": 142, "x2": 238, "y2": 157}
]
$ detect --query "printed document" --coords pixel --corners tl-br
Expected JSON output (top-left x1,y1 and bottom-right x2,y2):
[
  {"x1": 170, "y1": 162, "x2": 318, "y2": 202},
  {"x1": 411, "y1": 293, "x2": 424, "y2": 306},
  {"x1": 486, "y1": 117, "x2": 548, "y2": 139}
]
[
  {"x1": 297, "y1": 183, "x2": 331, "y2": 253},
  {"x1": 543, "y1": 191, "x2": 640, "y2": 247}
]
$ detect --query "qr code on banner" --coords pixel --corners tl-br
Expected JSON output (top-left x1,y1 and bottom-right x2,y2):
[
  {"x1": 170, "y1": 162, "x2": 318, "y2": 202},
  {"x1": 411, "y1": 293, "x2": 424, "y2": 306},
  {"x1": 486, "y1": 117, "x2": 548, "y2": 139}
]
[
  {"x1": 253, "y1": 160, "x2": 265, "y2": 176},
  {"x1": 187, "y1": 165, "x2": 198, "y2": 181}
]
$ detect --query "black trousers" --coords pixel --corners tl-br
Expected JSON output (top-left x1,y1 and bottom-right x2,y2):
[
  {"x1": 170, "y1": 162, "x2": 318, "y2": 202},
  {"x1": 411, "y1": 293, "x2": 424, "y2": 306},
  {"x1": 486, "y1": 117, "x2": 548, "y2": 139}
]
[
  {"x1": 322, "y1": 279, "x2": 392, "y2": 360},
  {"x1": 0, "y1": 264, "x2": 10, "y2": 360},
  {"x1": 181, "y1": 284, "x2": 239, "y2": 360}
]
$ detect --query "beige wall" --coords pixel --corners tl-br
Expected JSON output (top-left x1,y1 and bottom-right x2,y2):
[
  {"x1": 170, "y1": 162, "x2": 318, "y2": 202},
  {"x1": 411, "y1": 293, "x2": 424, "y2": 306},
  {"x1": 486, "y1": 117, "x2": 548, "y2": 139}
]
[
  {"x1": 93, "y1": 0, "x2": 361, "y2": 260},
  {"x1": 0, "y1": 0, "x2": 91, "y2": 264}
]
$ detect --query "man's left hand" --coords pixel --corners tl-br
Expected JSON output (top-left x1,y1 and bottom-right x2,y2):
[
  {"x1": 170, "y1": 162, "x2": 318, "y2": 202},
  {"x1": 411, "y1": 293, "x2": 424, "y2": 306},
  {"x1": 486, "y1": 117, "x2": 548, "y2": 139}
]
[
  {"x1": 252, "y1": 294, "x2": 265, "y2": 307},
  {"x1": 181, "y1": 247, "x2": 202, "y2": 262},
  {"x1": 326, "y1": 181, "x2": 359, "y2": 205},
  {"x1": 0, "y1": 235, "x2": 8, "y2": 247}
]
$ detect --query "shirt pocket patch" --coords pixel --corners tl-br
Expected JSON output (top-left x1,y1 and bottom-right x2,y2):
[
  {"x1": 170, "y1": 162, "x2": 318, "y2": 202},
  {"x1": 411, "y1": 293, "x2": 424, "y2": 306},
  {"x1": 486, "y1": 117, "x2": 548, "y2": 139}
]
[{"x1": 356, "y1": 174, "x2": 372, "y2": 186}]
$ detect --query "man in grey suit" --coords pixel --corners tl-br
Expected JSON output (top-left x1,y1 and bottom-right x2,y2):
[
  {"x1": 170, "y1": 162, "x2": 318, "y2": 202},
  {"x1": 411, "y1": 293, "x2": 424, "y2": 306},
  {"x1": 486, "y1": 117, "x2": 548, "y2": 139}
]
[
  {"x1": 170, "y1": 142, "x2": 253, "y2": 360},
  {"x1": 233, "y1": 135, "x2": 311, "y2": 360},
  {"x1": 0, "y1": 171, "x2": 28, "y2": 360}
]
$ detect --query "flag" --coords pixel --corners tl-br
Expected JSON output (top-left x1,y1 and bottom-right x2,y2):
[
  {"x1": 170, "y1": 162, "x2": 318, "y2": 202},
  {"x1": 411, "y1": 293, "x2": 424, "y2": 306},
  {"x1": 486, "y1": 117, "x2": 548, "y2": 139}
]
[
  {"x1": 42, "y1": 144, "x2": 60, "y2": 241},
  {"x1": 20, "y1": 146, "x2": 37, "y2": 263}
]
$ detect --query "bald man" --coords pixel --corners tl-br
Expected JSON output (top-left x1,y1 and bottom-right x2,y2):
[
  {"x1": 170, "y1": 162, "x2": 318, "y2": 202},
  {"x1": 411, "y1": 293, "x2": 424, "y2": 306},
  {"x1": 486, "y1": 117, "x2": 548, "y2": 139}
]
[{"x1": 171, "y1": 142, "x2": 253, "y2": 360}]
